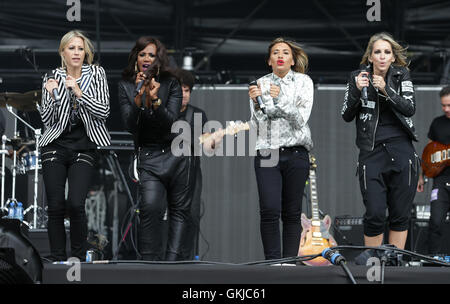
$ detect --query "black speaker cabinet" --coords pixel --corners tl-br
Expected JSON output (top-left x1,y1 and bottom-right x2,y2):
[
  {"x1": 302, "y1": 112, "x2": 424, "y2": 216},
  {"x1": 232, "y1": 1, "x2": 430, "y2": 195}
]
[{"x1": 406, "y1": 219, "x2": 450, "y2": 255}]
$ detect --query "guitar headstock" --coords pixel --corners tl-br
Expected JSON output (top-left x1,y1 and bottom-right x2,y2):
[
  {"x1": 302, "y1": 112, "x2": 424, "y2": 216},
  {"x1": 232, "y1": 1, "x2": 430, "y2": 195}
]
[{"x1": 309, "y1": 154, "x2": 317, "y2": 170}]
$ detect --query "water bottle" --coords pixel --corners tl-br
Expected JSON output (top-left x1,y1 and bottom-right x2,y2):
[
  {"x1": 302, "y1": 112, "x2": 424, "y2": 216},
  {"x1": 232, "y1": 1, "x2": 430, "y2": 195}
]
[
  {"x1": 15, "y1": 202, "x2": 23, "y2": 221},
  {"x1": 7, "y1": 202, "x2": 16, "y2": 219}
]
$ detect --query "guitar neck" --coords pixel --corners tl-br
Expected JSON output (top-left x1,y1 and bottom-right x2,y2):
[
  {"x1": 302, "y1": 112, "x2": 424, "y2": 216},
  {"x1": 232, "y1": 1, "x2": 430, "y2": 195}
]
[
  {"x1": 309, "y1": 169, "x2": 320, "y2": 223},
  {"x1": 199, "y1": 121, "x2": 249, "y2": 144}
]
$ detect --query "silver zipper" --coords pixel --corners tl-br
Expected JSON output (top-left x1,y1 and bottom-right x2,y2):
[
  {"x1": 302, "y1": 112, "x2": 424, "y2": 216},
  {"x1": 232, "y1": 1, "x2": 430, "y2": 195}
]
[
  {"x1": 371, "y1": 93, "x2": 380, "y2": 151},
  {"x1": 76, "y1": 158, "x2": 94, "y2": 167},
  {"x1": 408, "y1": 159, "x2": 412, "y2": 186},
  {"x1": 42, "y1": 157, "x2": 56, "y2": 163},
  {"x1": 78, "y1": 153, "x2": 94, "y2": 161},
  {"x1": 42, "y1": 150, "x2": 57, "y2": 157},
  {"x1": 363, "y1": 164, "x2": 367, "y2": 190}
]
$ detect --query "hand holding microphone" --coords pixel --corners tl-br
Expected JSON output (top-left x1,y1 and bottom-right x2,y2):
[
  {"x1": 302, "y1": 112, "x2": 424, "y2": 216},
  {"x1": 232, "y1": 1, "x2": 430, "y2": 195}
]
[
  {"x1": 45, "y1": 72, "x2": 60, "y2": 106},
  {"x1": 248, "y1": 81, "x2": 266, "y2": 114},
  {"x1": 356, "y1": 71, "x2": 369, "y2": 100}
]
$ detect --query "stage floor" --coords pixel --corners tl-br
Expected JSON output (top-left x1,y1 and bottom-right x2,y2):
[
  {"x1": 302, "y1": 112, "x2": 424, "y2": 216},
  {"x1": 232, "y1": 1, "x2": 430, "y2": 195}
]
[{"x1": 42, "y1": 262, "x2": 450, "y2": 284}]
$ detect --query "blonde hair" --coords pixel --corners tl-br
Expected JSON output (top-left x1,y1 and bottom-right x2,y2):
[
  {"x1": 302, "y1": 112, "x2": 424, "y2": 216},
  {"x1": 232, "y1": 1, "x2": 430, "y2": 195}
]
[
  {"x1": 360, "y1": 32, "x2": 408, "y2": 68},
  {"x1": 267, "y1": 37, "x2": 308, "y2": 74},
  {"x1": 58, "y1": 30, "x2": 94, "y2": 68}
]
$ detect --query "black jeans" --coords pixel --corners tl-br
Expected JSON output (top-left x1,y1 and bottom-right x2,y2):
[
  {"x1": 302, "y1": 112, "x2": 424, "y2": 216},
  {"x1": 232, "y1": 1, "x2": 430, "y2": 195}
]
[
  {"x1": 254, "y1": 146, "x2": 309, "y2": 260},
  {"x1": 428, "y1": 184, "x2": 450, "y2": 254},
  {"x1": 137, "y1": 146, "x2": 193, "y2": 261},
  {"x1": 41, "y1": 144, "x2": 97, "y2": 261}
]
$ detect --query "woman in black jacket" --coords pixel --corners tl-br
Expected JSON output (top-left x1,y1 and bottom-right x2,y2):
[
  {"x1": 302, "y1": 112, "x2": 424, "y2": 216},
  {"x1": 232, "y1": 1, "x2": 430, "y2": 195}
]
[
  {"x1": 118, "y1": 37, "x2": 191, "y2": 261},
  {"x1": 341, "y1": 32, "x2": 419, "y2": 254}
]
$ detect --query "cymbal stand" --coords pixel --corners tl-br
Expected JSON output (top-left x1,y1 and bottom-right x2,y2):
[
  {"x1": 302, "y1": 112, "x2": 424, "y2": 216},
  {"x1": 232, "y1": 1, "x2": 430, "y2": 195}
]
[
  {"x1": 6, "y1": 104, "x2": 42, "y2": 229},
  {"x1": 1, "y1": 135, "x2": 9, "y2": 211},
  {"x1": 3, "y1": 103, "x2": 21, "y2": 212}
]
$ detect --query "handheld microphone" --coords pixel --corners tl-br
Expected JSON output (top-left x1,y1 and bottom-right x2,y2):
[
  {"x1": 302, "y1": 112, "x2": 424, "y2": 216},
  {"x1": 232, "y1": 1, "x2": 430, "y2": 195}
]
[
  {"x1": 135, "y1": 79, "x2": 145, "y2": 96},
  {"x1": 47, "y1": 71, "x2": 61, "y2": 106},
  {"x1": 322, "y1": 248, "x2": 346, "y2": 266},
  {"x1": 135, "y1": 61, "x2": 160, "y2": 96},
  {"x1": 248, "y1": 80, "x2": 266, "y2": 114},
  {"x1": 360, "y1": 64, "x2": 370, "y2": 102}
]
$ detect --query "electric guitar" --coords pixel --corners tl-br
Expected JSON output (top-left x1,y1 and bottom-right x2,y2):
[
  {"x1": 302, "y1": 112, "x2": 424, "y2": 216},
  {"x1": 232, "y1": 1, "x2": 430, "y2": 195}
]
[
  {"x1": 421, "y1": 141, "x2": 450, "y2": 178},
  {"x1": 298, "y1": 154, "x2": 337, "y2": 266},
  {"x1": 198, "y1": 121, "x2": 250, "y2": 144}
]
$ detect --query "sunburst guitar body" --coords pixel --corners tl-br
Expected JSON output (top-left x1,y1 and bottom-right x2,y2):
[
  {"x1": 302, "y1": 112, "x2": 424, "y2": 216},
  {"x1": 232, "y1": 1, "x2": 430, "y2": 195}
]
[
  {"x1": 421, "y1": 141, "x2": 450, "y2": 178},
  {"x1": 298, "y1": 155, "x2": 337, "y2": 266}
]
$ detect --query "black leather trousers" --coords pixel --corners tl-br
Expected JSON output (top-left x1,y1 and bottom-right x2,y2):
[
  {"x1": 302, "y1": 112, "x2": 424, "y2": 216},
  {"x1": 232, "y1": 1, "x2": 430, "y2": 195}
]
[{"x1": 137, "y1": 146, "x2": 193, "y2": 261}]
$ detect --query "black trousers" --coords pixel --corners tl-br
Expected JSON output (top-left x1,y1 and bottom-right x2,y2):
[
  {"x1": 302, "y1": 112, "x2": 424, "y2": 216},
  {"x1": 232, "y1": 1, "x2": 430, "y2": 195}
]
[
  {"x1": 185, "y1": 157, "x2": 202, "y2": 260},
  {"x1": 358, "y1": 138, "x2": 419, "y2": 237},
  {"x1": 137, "y1": 146, "x2": 192, "y2": 261},
  {"x1": 41, "y1": 144, "x2": 97, "y2": 261},
  {"x1": 254, "y1": 146, "x2": 309, "y2": 260},
  {"x1": 428, "y1": 184, "x2": 450, "y2": 254}
]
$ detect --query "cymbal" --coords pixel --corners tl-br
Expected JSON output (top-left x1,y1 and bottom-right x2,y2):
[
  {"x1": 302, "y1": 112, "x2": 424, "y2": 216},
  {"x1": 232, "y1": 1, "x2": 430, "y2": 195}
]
[
  {"x1": 0, "y1": 90, "x2": 41, "y2": 112},
  {"x1": 7, "y1": 137, "x2": 35, "y2": 149}
]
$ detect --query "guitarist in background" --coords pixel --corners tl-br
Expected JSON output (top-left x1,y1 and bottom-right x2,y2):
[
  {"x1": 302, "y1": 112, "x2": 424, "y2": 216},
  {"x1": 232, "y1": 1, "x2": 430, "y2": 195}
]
[
  {"x1": 417, "y1": 85, "x2": 450, "y2": 254},
  {"x1": 248, "y1": 37, "x2": 313, "y2": 260},
  {"x1": 175, "y1": 68, "x2": 222, "y2": 259}
]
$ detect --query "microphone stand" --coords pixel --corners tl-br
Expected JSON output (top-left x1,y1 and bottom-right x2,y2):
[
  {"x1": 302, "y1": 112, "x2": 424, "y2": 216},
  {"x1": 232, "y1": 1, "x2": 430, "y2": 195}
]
[
  {"x1": 1, "y1": 135, "x2": 9, "y2": 211},
  {"x1": 100, "y1": 149, "x2": 140, "y2": 260}
]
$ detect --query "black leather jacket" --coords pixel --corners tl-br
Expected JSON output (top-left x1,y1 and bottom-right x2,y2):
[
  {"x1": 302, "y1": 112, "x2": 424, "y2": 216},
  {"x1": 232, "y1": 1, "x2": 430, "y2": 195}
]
[
  {"x1": 118, "y1": 75, "x2": 182, "y2": 147},
  {"x1": 341, "y1": 65, "x2": 418, "y2": 151}
]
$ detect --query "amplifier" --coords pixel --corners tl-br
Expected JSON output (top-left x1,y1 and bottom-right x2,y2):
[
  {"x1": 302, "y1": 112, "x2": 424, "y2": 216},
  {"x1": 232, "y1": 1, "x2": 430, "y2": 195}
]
[
  {"x1": 333, "y1": 216, "x2": 364, "y2": 262},
  {"x1": 333, "y1": 216, "x2": 364, "y2": 246},
  {"x1": 406, "y1": 219, "x2": 450, "y2": 255}
]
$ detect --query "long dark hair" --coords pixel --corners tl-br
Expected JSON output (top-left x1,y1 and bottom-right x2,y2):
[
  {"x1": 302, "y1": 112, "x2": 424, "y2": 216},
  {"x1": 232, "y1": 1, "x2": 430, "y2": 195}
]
[{"x1": 122, "y1": 36, "x2": 175, "y2": 81}]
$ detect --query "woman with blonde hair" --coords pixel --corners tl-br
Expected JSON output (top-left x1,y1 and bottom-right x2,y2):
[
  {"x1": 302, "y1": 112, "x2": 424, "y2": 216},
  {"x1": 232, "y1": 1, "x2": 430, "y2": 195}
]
[
  {"x1": 248, "y1": 37, "x2": 313, "y2": 260},
  {"x1": 341, "y1": 32, "x2": 419, "y2": 260},
  {"x1": 39, "y1": 30, "x2": 110, "y2": 261}
]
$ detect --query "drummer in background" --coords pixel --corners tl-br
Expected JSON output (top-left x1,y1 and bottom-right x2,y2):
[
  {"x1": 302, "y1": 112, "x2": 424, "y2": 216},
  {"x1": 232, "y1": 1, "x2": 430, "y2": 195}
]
[{"x1": 38, "y1": 30, "x2": 110, "y2": 261}]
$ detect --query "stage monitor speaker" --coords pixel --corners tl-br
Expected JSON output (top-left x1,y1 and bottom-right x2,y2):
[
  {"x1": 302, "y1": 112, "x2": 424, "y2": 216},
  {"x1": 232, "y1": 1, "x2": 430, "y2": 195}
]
[{"x1": 0, "y1": 218, "x2": 43, "y2": 283}]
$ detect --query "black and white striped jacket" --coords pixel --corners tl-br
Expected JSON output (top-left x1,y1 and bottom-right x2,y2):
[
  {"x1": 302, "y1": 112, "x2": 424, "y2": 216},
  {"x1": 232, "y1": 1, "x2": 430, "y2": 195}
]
[{"x1": 38, "y1": 64, "x2": 111, "y2": 147}]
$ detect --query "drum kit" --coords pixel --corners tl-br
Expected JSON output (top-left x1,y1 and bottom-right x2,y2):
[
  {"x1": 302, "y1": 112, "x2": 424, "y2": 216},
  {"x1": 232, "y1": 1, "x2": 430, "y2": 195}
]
[{"x1": 0, "y1": 90, "x2": 44, "y2": 229}]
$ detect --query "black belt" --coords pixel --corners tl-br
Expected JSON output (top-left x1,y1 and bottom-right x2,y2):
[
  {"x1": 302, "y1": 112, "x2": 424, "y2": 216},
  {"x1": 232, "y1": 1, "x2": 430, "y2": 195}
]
[{"x1": 279, "y1": 145, "x2": 307, "y2": 153}]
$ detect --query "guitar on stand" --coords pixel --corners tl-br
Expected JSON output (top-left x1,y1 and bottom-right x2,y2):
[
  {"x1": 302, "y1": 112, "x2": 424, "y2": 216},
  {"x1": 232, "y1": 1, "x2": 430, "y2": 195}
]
[
  {"x1": 298, "y1": 154, "x2": 337, "y2": 266},
  {"x1": 421, "y1": 141, "x2": 449, "y2": 178}
]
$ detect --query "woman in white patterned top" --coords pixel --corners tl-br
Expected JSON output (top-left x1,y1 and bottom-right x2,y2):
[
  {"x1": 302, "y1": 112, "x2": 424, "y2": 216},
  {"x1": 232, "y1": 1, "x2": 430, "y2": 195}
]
[{"x1": 248, "y1": 37, "x2": 314, "y2": 260}]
